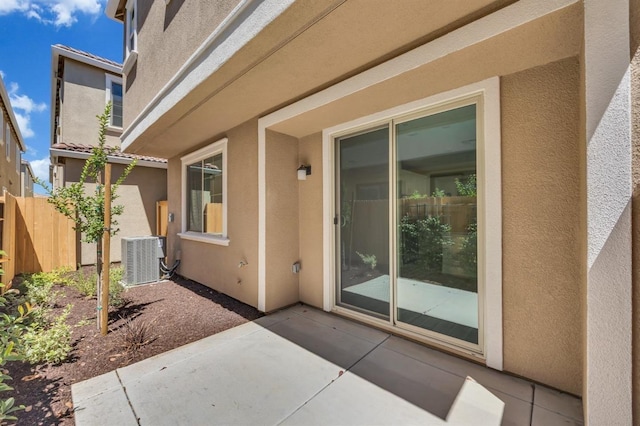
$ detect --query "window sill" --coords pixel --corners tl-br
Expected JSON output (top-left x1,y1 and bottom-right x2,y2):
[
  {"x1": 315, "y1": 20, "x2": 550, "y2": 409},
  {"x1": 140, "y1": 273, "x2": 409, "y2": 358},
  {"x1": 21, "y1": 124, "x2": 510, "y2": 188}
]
[
  {"x1": 123, "y1": 50, "x2": 138, "y2": 75},
  {"x1": 106, "y1": 125, "x2": 123, "y2": 132},
  {"x1": 178, "y1": 232, "x2": 230, "y2": 246}
]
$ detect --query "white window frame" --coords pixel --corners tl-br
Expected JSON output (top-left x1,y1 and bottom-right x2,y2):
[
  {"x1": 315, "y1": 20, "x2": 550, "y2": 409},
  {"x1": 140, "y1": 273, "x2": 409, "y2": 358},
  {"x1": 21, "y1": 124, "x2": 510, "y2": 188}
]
[
  {"x1": 105, "y1": 74, "x2": 124, "y2": 129},
  {"x1": 123, "y1": 0, "x2": 138, "y2": 74},
  {"x1": 179, "y1": 138, "x2": 229, "y2": 246}
]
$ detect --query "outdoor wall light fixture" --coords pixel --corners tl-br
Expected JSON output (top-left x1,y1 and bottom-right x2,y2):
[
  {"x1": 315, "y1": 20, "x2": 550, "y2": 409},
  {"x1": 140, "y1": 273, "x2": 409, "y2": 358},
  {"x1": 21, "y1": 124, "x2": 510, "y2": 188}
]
[{"x1": 297, "y1": 165, "x2": 311, "y2": 181}]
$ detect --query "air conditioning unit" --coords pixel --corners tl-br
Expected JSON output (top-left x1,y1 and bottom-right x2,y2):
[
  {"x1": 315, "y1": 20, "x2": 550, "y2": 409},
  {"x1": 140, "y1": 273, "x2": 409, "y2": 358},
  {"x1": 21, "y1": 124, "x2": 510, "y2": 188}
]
[{"x1": 121, "y1": 236, "x2": 164, "y2": 286}]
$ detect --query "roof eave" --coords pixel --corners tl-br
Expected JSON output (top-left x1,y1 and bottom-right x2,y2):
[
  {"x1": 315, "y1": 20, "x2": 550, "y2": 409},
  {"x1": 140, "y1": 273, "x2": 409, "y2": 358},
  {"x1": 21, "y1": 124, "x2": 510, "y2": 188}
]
[{"x1": 106, "y1": 0, "x2": 125, "y2": 22}]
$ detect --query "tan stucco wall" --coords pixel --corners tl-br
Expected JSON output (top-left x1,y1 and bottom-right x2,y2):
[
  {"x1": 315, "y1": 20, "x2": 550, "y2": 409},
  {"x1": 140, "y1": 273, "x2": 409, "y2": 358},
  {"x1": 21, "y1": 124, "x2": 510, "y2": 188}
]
[
  {"x1": 123, "y1": 0, "x2": 242, "y2": 128},
  {"x1": 264, "y1": 130, "x2": 300, "y2": 312},
  {"x1": 298, "y1": 132, "x2": 324, "y2": 308},
  {"x1": 0, "y1": 102, "x2": 23, "y2": 196},
  {"x1": 60, "y1": 60, "x2": 121, "y2": 148},
  {"x1": 630, "y1": 0, "x2": 640, "y2": 418},
  {"x1": 64, "y1": 158, "x2": 167, "y2": 264},
  {"x1": 501, "y1": 58, "x2": 582, "y2": 395},
  {"x1": 158, "y1": 0, "x2": 585, "y2": 395},
  {"x1": 170, "y1": 119, "x2": 259, "y2": 308}
]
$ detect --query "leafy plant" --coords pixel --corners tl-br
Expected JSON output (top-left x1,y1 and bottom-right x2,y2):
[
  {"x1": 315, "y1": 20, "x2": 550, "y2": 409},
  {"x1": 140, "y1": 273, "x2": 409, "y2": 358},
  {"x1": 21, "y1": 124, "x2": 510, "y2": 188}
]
[
  {"x1": 22, "y1": 305, "x2": 72, "y2": 364},
  {"x1": 400, "y1": 214, "x2": 453, "y2": 272},
  {"x1": 65, "y1": 266, "x2": 125, "y2": 307},
  {"x1": 355, "y1": 251, "x2": 377, "y2": 270},
  {"x1": 408, "y1": 190, "x2": 425, "y2": 199},
  {"x1": 431, "y1": 188, "x2": 446, "y2": 198},
  {"x1": 0, "y1": 254, "x2": 31, "y2": 422},
  {"x1": 455, "y1": 174, "x2": 477, "y2": 197},
  {"x1": 23, "y1": 273, "x2": 59, "y2": 308},
  {"x1": 458, "y1": 222, "x2": 477, "y2": 277}
]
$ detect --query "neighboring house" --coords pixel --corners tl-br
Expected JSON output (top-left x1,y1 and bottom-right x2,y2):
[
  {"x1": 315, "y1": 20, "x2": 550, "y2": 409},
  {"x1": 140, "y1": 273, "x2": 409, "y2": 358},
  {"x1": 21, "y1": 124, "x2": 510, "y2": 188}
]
[
  {"x1": 50, "y1": 44, "x2": 168, "y2": 265},
  {"x1": 106, "y1": 1, "x2": 639, "y2": 423},
  {"x1": 20, "y1": 160, "x2": 35, "y2": 198},
  {"x1": 0, "y1": 75, "x2": 27, "y2": 197}
]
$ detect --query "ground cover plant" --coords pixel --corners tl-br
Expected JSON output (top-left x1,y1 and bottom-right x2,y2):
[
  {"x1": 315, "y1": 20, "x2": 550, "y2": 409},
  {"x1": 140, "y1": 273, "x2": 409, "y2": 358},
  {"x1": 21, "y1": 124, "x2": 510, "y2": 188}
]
[{"x1": 6, "y1": 267, "x2": 262, "y2": 425}]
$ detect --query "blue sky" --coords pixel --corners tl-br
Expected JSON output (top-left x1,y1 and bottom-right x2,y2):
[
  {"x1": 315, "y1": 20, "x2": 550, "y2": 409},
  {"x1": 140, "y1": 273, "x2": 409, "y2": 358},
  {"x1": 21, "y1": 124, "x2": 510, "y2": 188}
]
[{"x1": 0, "y1": 0, "x2": 123, "y2": 193}]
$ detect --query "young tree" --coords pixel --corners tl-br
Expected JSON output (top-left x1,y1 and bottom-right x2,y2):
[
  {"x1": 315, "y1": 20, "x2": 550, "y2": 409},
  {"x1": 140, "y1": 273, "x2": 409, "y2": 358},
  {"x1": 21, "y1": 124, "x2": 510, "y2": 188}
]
[{"x1": 38, "y1": 103, "x2": 136, "y2": 332}]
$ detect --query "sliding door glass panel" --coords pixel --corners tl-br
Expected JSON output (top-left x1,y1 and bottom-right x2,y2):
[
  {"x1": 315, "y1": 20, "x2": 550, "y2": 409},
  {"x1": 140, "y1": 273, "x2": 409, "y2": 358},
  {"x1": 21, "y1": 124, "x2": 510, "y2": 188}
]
[
  {"x1": 396, "y1": 104, "x2": 478, "y2": 343},
  {"x1": 337, "y1": 127, "x2": 390, "y2": 318}
]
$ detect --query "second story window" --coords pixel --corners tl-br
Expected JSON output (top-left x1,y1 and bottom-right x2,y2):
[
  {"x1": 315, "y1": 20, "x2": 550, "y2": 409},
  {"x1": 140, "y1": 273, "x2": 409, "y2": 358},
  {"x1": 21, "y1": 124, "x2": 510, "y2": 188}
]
[
  {"x1": 125, "y1": 0, "x2": 137, "y2": 57},
  {"x1": 106, "y1": 74, "x2": 123, "y2": 128}
]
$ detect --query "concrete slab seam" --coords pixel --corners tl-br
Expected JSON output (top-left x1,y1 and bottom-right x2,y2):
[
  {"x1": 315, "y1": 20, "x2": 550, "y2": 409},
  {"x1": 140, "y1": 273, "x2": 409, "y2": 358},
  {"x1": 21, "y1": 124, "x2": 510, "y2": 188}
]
[
  {"x1": 276, "y1": 334, "x2": 392, "y2": 425},
  {"x1": 116, "y1": 369, "x2": 141, "y2": 426}
]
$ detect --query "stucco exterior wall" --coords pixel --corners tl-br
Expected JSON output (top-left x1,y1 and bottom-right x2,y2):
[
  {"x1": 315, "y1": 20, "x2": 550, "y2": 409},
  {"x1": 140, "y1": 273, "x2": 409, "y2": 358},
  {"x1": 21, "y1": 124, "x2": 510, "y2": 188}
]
[
  {"x1": 264, "y1": 130, "x2": 299, "y2": 312},
  {"x1": 501, "y1": 58, "x2": 582, "y2": 395},
  {"x1": 60, "y1": 60, "x2": 121, "y2": 148},
  {"x1": 171, "y1": 119, "x2": 259, "y2": 308},
  {"x1": 0, "y1": 103, "x2": 23, "y2": 197},
  {"x1": 298, "y1": 132, "x2": 324, "y2": 308},
  {"x1": 124, "y1": 0, "x2": 243, "y2": 128},
  {"x1": 64, "y1": 158, "x2": 167, "y2": 264},
  {"x1": 630, "y1": 0, "x2": 640, "y2": 418}
]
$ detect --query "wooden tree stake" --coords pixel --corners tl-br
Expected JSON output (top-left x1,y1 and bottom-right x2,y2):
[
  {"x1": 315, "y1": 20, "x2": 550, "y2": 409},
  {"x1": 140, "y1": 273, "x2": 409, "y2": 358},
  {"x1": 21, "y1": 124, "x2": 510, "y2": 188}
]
[{"x1": 101, "y1": 163, "x2": 112, "y2": 336}]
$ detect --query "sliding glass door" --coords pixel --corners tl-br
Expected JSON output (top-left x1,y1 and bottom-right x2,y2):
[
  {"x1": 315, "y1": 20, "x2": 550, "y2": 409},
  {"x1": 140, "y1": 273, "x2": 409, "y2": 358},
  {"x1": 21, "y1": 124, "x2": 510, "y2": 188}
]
[
  {"x1": 395, "y1": 104, "x2": 478, "y2": 345},
  {"x1": 336, "y1": 100, "x2": 480, "y2": 350},
  {"x1": 336, "y1": 126, "x2": 390, "y2": 319}
]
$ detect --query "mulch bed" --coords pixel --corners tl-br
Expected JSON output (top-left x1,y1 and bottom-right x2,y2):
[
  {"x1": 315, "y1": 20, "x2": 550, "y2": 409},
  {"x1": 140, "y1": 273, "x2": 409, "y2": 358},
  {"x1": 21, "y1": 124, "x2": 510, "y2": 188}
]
[{"x1": 7, "y1": 275, "x2": 263, "y2": 425}]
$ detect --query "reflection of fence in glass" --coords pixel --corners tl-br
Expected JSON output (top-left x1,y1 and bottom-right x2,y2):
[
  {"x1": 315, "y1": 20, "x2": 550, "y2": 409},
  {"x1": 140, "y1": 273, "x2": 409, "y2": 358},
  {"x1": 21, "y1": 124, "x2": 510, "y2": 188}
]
[
  {"x1": 205, "y1": 203, "x2": 223, "y2": 234},
  {"x1": 401, "y1": 196, "x2": 476, "y2": 232}
]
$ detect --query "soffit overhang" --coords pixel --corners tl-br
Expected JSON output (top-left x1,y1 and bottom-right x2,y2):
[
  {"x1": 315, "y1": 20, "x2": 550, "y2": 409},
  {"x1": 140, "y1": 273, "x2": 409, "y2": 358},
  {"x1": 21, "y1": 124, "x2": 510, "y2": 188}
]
[{"x1": 122, "y1": 0, "x2": 581, "y2": 159}]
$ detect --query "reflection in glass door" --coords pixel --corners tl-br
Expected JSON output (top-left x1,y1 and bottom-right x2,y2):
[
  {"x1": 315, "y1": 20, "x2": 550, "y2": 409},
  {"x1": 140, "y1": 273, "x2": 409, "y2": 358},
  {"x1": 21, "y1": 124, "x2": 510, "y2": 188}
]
[
  {"x1": 334, "y1": 101, "x2": 480, "y2": 349},
  {"x1": 336, "y1": 127, "x2": 390, "y2": 318},
  {"x1": 396, "y1": 104, "x2": 478, "y2": 344}
]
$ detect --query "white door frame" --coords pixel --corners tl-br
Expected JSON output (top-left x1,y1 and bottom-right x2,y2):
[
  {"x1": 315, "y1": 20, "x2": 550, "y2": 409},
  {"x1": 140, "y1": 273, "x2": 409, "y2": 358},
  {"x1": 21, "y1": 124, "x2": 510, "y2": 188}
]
[{"x1": 322, "y1": 78, "x2": 502, "y2": 368}]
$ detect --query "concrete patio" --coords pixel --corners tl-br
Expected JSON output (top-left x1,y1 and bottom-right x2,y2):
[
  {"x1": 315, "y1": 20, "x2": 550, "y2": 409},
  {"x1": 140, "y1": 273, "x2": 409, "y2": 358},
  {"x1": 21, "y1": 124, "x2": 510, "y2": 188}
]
[{"x1": 72, "y1": 305, "x2": 583, "y2": 425}]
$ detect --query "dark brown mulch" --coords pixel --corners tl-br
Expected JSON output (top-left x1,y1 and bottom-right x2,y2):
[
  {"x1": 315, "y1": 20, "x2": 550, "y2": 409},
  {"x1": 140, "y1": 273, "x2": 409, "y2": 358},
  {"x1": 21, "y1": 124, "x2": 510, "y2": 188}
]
[{"x1": 7, "y1": 275, "x2": 263, "y2": 425}]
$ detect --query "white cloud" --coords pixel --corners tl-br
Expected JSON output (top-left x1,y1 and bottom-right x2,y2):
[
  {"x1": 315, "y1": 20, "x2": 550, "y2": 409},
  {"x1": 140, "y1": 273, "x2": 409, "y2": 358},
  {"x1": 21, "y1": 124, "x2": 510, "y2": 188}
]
[
  {"x1": 5, "y1": 80, "x2": 46, "y2": 138},
  {"x1": 13, "y1": 112, "x2": 34, "y2": 138},
  {"x1": 0, "y1": 0, "x2": 103, "y2": 27},
  {"x1": 30, "y1": 157, "x2": 50, "y2": 186}
]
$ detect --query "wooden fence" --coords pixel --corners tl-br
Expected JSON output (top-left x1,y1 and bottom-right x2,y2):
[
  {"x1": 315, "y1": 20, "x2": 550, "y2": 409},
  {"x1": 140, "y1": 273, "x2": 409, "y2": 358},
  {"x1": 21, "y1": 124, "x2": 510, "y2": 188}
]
[{"x1": 0, "y1": 193, "x2": 76, "y2": 283}]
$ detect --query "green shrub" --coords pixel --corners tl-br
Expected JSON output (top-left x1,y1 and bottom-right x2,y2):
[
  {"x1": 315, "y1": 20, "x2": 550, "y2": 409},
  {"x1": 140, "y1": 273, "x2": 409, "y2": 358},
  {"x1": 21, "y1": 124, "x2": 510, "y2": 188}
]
[
  {"x1": 23, "y1": 275, "x2": 58, "y2": 308},
  {"x1": 0, "y1": 255, "x2": 31, "y2": 422},
  {"x1": 109, "y1": 267, "x2": 125, "y2": 307},
  {"x1": 355, "y1": 251, "x2": 377, "y2": 270},
  {"x1": 22, "y1": 305, "x2": 72, "y2": 365},
  {"x1": 66, "y1": 266, "x2": 124, "y2": 306},
  {"x1": 400, "y1": 214, "x2": 453, "y2": 272}
]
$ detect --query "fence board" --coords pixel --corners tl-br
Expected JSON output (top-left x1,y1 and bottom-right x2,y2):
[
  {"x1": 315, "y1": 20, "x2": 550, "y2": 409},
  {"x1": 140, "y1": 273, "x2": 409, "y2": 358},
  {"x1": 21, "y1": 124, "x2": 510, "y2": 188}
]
[
  {"x1": 1, "y1": 194, "x2": 16, "y2": 283},
  {"x1": 1, "y1": 196, "x2": 76, "y2": 277}
]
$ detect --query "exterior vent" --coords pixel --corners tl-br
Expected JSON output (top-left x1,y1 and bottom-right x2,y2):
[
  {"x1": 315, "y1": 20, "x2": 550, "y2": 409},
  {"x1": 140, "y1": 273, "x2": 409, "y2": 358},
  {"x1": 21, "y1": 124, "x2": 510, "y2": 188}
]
[{"x1": 121, "y1": 236, "x2": 163, "y2": 286}]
